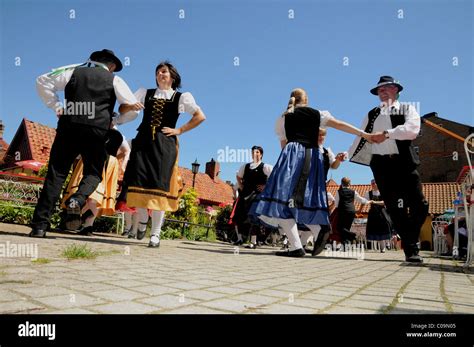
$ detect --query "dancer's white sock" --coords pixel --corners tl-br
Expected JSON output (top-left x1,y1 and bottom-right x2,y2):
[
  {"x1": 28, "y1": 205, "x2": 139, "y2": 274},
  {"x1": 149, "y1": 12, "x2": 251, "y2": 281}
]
[
  {"x1": 250, "y1": 235, "x2": 257, "y2": 245},
  {"x1": 271, "y1": 233, "x2": 278, "y2": 244},
  {"x1": 130, "y1": 212, "x2": 139, "y2": 235},
  {"x1": 306, "y1": 225, "x2": 321, "y2": 243},
  {"x1": 151, "y1": 210, "x2": 165, "y2": 239},
  {"x1": 300, "y1": 230, "x2": 313, "y2": 247},
  {"x1": 137, "y1": 208, "x2": 149, "y2": 233},
  {"x1": 236, "y1": 226, "x2": 243, "y2": 241},
  {"x1": 124, "y1": 212, "x2": 132, "y2": 231},
  {"x1": 276, "y1": 218, "x2": 301, "y2": 251}
]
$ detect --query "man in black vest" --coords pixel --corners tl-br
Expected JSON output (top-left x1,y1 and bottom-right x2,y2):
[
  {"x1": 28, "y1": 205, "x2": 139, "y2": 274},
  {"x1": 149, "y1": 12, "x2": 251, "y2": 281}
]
[
  {"x1": 30, "y1": 49, "x2": 139, "y2": 238},
  {"x1": 349, "y1": 76, "x2": 429, "y2": 263}
]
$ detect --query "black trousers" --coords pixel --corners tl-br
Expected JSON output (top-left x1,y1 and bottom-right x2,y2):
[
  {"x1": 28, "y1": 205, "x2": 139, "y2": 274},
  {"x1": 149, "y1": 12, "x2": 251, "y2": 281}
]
[
  {"x1": 370, "y1": 155, "x2": 429, "y2": 256},
  {"x1": 32, "y1": 121, "x2": 107, "y2": 230},
  {"x1": 337, "y1": 211, "x2": 356, "y2": 243}
]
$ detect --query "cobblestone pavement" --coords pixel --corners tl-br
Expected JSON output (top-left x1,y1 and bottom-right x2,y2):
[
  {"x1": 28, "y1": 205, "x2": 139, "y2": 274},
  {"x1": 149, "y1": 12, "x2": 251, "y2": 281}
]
[{"x1": 1, "y1": 222, "x2": 473, "y2": 314}]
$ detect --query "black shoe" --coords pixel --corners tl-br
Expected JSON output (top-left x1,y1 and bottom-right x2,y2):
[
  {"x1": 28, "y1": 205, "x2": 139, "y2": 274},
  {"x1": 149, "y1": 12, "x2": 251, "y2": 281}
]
[
  {"x1": 65, "y1": 199, "x2": 82, "y2": 231},
  {"x1": 77, "y1": 226, "x2": 94, "y2": 236},
  {"x1": 405, "y1": 255, "x2": 423, "y2": 263},
  {"x1": 128, "y1": 233, "x2": 137, "y2": 239},
  {"x1": 312, "y1": 230, "x2": 330, "y2": 256},
  {"x1": 275, "y1": 248, "x2": 306, "y2": 257},
  {"x1": 29, "y1": 228, "x2": 46, "y2": 238},
  {"x1": 233, "y1": 239, "x2": 244, "y2": 246},
  {"x1": 121, "y1": 228, "x2": 130, "y2": 237},
  {"x1": 137, "y1": 230, "x2": 146, "y2": 240},
  {"x1": 303, "y1": 246, "x2": 312, "y2": 253},
  {"x1": 245, "y1": 243, "x2": 257, "y2": 249}
]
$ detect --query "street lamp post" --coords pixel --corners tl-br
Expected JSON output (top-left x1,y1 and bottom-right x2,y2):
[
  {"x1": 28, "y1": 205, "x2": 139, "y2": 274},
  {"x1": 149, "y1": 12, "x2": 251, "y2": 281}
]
[{"x1": 191, "y1": 159, "x2": 200, "y2": 188}]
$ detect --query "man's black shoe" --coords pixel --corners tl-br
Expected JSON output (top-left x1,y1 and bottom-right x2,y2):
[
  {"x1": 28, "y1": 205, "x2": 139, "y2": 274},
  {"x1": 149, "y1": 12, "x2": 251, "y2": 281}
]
[
  {"x1": 137, "y1": 230, "x2": 147, "y2": 240},
  {"x1": 312, "y1": 229, "x2": 330, "y2": 256},
  {"x1": 275, "y1": 248, "x2": 306, "y2": 257},
  {"x1": 77, "y1": 226, "x2": 94, "y2": 236},
  {"x1": 405, "y1": 255, "x2": 423, "y2": 263},
  {"x1": 29, "y1": 229, "x2": 46, "y2": 238}
]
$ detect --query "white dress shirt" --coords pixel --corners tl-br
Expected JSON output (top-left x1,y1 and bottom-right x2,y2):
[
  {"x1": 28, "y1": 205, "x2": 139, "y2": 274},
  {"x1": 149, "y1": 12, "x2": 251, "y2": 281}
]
[
  {"x1": 334, "y1": 189, "x2": 369, "y2": 207},
  {"x1": 275, "y1": 108, "x2": 334, "y2": 142},
  {"x1": 327, "y1": 191, "x2": 335, "y2": 204},
  {"x1": 114, "y1": 87, "x2": 201, "y2": 125},
  {"x1": 320, "y1": 145, "x2": 336, "y2": 165},
  {"x1": 237, "y1": 160, "x2": 273, "y2": 179},
  {"x1": 355, "y1": 100, "x2": 420, "y2": 155},
  {"x1": 36, "y1": 63, "x2": 138, "y2": 112},
  {"x1": 364, "y1": 190, "x2": 380, "y2": 200}
]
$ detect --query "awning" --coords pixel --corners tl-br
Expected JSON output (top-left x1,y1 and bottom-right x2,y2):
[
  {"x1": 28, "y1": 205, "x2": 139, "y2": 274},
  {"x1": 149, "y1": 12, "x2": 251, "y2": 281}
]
[{"x1": 14, "y1": 160, "x2": 45, "y2": 171}]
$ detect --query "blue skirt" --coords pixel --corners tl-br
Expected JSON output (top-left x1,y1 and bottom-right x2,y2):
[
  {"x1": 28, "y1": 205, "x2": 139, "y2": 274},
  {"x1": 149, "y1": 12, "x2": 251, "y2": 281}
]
[{"x1": 249, "y1": 142, "x2": 329, "y2": 227}]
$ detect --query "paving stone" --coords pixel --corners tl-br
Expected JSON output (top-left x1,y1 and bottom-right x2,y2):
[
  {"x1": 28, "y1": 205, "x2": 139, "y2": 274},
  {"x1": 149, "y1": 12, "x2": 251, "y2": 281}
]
[
  {"x1": 34, "y1": 293, "x2": 105, "y2": 309},
  {"x1": 165, "y1": 305, "x2": 232, "y2": 314},
  {"x1": 89, "y1": 288, "x2": 147, "y2": 302},
  {"x1": 138, "y1": 294, "x2": 199, "y2": 309},
  {"x1": 0, "y1": 300, "x2": 47, "y2": 314},
  {"x1": 11, "y1": 285, "x2": 73, "y2": 298},
  {"x1": 200, "y1": 299, "x2": 260, "y2": 313},
  {"x1": 91, "y1": 301, "x2": 158, "y2": 314}
]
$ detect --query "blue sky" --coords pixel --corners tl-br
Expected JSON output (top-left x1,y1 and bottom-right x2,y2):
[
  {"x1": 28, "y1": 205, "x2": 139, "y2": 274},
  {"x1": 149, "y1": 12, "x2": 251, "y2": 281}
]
[{"x1": 0, "y1": 0, "x2": 472, "y2": 184}]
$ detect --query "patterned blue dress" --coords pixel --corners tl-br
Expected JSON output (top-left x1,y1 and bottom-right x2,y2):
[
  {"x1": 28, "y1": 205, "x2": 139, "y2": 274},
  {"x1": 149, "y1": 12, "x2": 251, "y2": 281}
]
[{"x1": 249, "y1": 106, "x2": 330, "y2": 228}]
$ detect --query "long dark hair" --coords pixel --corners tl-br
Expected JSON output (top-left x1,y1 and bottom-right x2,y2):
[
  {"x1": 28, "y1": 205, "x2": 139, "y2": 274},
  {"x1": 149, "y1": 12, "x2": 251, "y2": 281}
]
[{"x1": 155, "y1": 61, "x2": 182, "y2": 90}]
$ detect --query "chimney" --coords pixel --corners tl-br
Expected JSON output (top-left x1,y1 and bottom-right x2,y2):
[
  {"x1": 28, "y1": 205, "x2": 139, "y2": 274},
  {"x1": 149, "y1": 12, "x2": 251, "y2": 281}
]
[
  {"x1": 0, "y1": 120, "x2": 4, "y2": 138},
  {"x1": 205, "y1": 158, "x2": 220, "y2": 180}
]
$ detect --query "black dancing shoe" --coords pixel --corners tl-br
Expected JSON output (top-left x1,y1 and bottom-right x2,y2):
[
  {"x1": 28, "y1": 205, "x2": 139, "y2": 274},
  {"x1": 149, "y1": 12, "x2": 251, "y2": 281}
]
[
  {"x1": 128, "y1": 233, "x2": 137, "y2": 239},
  {"x1": 312, "y1": 229, "x2": 330, "y2": 256},
  {"x1": 233, "y1": 239, "x2": 244, "y2": 246},
  {"x1": 77, "y1": 226, "x2": 94, "y2": 236},
  {"x1": 405, "y1": 255, "x2": 423, "y2": 263},
  {"x1": 29, "y1": 228, "x2": 46, "y2": 238},
  {"x1": 275, "y1": 248, "x2": 306, "y2": 257},
  {"x1": 137, "y1": 230, "x2": 147, "y2": 240}
]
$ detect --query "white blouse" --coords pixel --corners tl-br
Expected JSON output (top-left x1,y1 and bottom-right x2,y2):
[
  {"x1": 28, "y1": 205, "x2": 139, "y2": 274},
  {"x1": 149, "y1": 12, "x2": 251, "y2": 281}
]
[
  {"x1": 275, "y1": 108, "x2": 335, "y2": 142},
  {"x1": 115, "y1": 87, "x2": 200, "y2": 125}
]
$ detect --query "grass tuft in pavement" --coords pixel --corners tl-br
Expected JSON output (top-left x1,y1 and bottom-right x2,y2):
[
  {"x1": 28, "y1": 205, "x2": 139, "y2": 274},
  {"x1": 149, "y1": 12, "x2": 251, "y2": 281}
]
[
  {"x1": 31, "y1": 258, "x2": 51, "y2": 264},
  {"x1": 62, "y1": 244, "x2": 99, "y2": 260}
]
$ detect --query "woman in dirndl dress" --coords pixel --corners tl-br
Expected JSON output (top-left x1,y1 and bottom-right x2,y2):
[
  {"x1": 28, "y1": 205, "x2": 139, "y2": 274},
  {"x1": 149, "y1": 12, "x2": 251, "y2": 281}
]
[
  {"x1": 365, "y1": 179, "x2": 394, "y2": 252},
  {"x1": 116, "y1": 61, "x2": 206, "y2": 248},
  {"x1": 249, "y1": 88, "x2": 373, "y2": 257}
]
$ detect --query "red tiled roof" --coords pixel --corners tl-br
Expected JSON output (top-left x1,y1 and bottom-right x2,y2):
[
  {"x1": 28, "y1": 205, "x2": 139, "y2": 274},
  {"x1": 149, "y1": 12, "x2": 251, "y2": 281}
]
[
  {"x1": 178, "y1": 167, "x2": 234, "y2": 206},
  {"x1": 422, "y1": 182, "x2": 460, "y2": 214},
  {"x1": 327, "y1": 182, "x2": 460, "y2": 215},
  {"x1": 23, "y1": 118, "x2": 56, "y2": 163}
]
